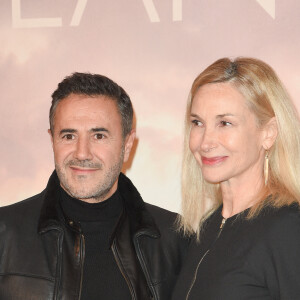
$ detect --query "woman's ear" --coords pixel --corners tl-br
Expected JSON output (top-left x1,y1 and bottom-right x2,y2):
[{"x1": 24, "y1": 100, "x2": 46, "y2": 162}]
[{"x1": 262, "y1": 117, "x2": 278, "y2": 149}]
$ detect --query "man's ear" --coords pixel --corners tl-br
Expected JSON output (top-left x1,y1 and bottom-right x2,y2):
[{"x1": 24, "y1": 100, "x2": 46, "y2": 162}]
[
  {"x1": 262, "y1": 117, "x2": 278, "y2": 150},
  {"x1": 123, "y1": 130, "x2": 136, "y2": 163},
  {"x1": 48, "y1": 129, "x2": 54, "y2": 147}
]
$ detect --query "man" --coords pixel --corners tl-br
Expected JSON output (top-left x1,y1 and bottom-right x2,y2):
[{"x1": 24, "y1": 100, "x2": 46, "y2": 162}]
[{"x1": 0, "y1": 73, "x2": 188, "y2": 300}]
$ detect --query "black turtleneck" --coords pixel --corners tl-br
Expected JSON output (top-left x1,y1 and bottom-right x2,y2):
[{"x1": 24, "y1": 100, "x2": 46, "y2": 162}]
[{"x1": 59, "y1": 186, "x2": 132, "y2": 300}]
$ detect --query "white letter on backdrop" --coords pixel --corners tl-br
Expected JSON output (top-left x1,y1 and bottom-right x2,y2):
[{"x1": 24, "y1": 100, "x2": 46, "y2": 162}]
[
  {"x1": 142, "y1": 0, "x2": 160, "y2": 22},
  {"x1": 173, "y1": 0, "x2": 182, "y2": 21},
  {"x1": 12, "y1": 0, "x2": 62, "y2": 28},
  {"x1": 70, "y1": 0, "x2": 88, "y2": 26}
]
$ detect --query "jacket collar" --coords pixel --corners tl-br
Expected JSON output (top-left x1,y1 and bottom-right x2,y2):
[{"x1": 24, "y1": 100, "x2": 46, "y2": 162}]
[
  {"x1": 38, "y1": 171, "x2": 160, "y2": 238},
  {"x1": 38, "y1": 171, "x2": 62, "y2": 233},
  {"x1": 117, "y1": 172, "x2": 160, "y2": 238}
]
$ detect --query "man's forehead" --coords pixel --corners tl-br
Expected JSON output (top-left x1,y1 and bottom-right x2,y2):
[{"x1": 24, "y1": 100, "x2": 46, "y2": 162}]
[
  {"x1": 53, "y1": 94, "x2": 121, "y2": 129},
  {"x1": 56, "y1": 94, "x2": 118, "y2": 115},
  {"x1": 58, "y1": 93, "x2": 116, "y2": 107}
]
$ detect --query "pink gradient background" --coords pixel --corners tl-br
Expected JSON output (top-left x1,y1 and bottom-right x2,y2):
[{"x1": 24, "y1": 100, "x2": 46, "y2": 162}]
[{"x1": 1, "y1": 0, "x2": 299, "y2": 212}]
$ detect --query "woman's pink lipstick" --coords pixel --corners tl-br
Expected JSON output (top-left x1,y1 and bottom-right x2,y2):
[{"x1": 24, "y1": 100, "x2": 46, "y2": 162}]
[{"x1": 201, "y1": 156, "x2": 228, "y2": 165}]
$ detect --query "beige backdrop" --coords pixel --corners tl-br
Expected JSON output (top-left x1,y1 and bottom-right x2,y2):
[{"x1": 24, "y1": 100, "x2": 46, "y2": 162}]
[{"x1": 1, "y1": 0, "x2": 300, "y2": 212}]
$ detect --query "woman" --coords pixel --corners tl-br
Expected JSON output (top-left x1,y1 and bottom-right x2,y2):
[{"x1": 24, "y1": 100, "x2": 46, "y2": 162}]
[{"x1": 173, "y1": 57, "x2": 300, "y2": 299}]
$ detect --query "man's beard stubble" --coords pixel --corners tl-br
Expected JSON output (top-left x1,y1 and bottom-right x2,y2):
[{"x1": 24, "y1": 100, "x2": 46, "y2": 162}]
[{"x1": 55, "y1": 153, "x2": 124, "y2": 202}]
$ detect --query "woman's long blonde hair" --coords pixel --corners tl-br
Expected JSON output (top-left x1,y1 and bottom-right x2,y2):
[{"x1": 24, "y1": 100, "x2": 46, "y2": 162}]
[{"x1": 179, "y1": 57, "x2": 300, "y2": 238}]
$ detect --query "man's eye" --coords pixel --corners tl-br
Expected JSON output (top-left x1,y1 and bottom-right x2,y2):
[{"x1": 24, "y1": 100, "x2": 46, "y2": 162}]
[
  {"x1": 95, "y1": 133, "x2": 105, "y2": 140},
  {"x1": 63, "y1": 134, "x2": 74, "y2": 140}
]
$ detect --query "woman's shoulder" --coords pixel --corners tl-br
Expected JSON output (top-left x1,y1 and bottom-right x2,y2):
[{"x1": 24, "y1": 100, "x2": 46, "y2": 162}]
[
  {"x1": 254, "y1": 203, "x2": 300, "y2": 244},
  {"x1": 258, "y1": 203, "x2": 300, "y2": 224}
]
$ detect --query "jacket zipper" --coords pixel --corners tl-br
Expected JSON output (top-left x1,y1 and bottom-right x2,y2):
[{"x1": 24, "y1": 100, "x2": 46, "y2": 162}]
[
  {"x1": 185, "y1": 217, "x2": 227, "y2": 300},
  {"x1": 112, "y1": 240, "x2": 136, "y2": 300},
  {"x1": 78, "y1": 233, "x2": 85, "y2": 300}
]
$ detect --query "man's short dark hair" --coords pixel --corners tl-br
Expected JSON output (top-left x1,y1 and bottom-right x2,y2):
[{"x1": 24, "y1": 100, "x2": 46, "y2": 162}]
[{"x1": 50, "y1": 72, "x2": 133, "y2": 138}]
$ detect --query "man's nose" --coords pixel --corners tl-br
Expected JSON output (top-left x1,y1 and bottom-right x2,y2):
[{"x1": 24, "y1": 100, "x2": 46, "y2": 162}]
[{"x1": 74, "y1": 137, "x2": 93, "y2": 160}]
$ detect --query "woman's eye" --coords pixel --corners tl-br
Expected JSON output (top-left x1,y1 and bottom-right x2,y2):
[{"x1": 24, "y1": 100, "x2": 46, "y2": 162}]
[
  {"x1": 191, "y1": 120, "x2": 203, "y2": 127},
  {"x1": 220, "y1": 120, "x2": 232, "y2": 127}
]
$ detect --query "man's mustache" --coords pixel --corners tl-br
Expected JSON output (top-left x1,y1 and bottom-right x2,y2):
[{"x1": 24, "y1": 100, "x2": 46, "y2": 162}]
[{"x1": 66, "y1": 160, "x2": 102, "y2": 169}]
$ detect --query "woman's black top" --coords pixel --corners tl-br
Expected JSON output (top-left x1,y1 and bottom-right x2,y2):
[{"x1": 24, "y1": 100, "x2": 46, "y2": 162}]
[{"x1": 172, "y1": 204, "x2": 300, "y2": 300}]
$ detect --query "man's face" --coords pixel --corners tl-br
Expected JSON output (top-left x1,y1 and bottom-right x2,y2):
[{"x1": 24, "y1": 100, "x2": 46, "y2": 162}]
[{"x1": 49, "y1": 93, "x2": 135, "y2": 203}]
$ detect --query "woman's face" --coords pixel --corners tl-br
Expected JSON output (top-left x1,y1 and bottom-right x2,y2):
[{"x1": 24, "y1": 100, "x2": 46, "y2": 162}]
[{"x1": 189, "y1": 82, "x2": 266, "y2": 186}]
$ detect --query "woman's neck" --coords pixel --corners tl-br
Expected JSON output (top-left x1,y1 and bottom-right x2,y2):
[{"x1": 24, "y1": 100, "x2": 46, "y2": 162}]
[{"x1": 220, "y1": 175, "x2": 265, "y2": 218}]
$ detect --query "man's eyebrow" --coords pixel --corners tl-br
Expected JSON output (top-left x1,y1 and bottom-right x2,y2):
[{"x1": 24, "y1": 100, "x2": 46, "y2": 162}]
[
  {"x1": 59, "y1": 128, "x2": 77, "y2": 135},
  {"x1": 90, "y1": 127, "x2": 109, "y2": 133},
  {"x1": 59, "y1": 128, "x2": 110, "y2": 135}
]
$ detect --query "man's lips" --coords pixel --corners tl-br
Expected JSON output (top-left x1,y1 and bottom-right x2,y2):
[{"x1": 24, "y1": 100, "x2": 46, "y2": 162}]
[
  {"x1": 69, "y1": 166, "x2": 100, "y2": 173},
  {"x1": 201, "y1": 156, "x2": 228, "y2": 165}
]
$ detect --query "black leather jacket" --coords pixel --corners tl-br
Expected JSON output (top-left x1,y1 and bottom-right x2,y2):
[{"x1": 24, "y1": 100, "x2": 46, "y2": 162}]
[{"x1": 0, "y1": 172, "x2": 188, "y2": 300}]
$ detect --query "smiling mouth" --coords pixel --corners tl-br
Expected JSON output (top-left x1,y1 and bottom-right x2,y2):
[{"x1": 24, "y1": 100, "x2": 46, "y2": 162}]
[
  {"x1": 201, "y1": 156, "x2": 228, "y2": 166},
  {"x1": 69, "y1": 166, "x2": 100, "y2": 173}
]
